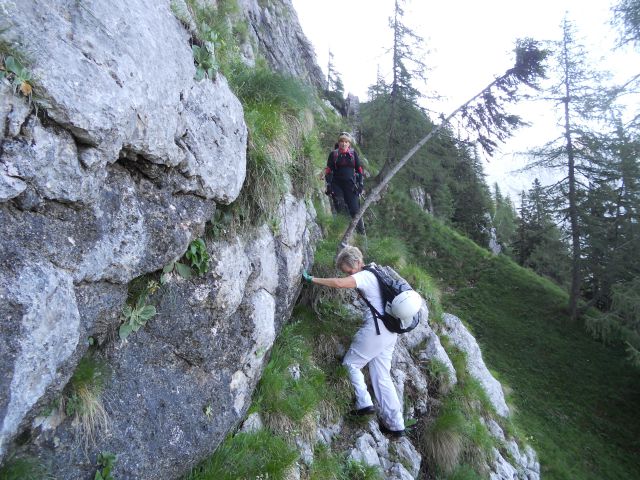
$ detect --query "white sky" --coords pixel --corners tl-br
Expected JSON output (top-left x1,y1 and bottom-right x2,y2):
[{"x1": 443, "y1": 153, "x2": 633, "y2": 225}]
[{"x1": 291, "y1": 0, "x2": 640, "y2": 202}]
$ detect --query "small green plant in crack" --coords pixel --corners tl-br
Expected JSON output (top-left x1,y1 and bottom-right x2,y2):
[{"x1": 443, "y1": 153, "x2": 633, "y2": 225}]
[
  {"x1": 119, "y1": 293, "x2": 157, "y2": 340},
  {"x1": 185, "y1": 238, "x2": 210, "y2": 275},
  {"x1": 161, "y1": 260, "x2": 193, "y2": 282},
  {"x1": 161, "y1": 239, "x2": 209, "y2": 282},
  {"x1": 192, "y1": 44, "x2": 218, "y2": 81},
  {"x1": 40, "y1": 396, "x2": 61, "y2": 418},
  {"x1": 2, "y1": 55, "x2": 33, "y2": 97},
  {"x1": 207, "y1": 207, "x2": 235, "y2": 239},
  {"x1": 94, "y1": 451, "x2": 116, "y2": 480}
]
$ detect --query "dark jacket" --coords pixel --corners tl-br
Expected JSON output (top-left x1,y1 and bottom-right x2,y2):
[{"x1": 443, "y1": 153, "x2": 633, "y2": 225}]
[{"x1": 325, "y1": 148, "x2": 363, "y2": 182}]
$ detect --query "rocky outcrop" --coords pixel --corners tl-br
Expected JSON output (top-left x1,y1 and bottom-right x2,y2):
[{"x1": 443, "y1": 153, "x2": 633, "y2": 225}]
[
  {"x1": 441, "y1": 313, "x2": 510, "y2": 417},
  {"x1": 235, "y1": 304, "x2": 538, "y2": 480},
  {"x1": 27, "y1": 196, "x2": 318, "y2": 479},
  {"x1": 409, "y1": 186, "x2": 434, "y2": 214},
  {"x1": 0, "y1": 0, "x2": 319, "y2": 477},
  {"x1": 237, "y1": 0, "x2": 326, "y2": 91}
]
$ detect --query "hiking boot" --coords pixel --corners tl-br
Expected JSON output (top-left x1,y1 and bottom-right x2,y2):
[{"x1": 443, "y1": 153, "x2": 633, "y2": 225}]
[
  {"x1": 379, "y1": 422, "x2": 405, "y2": 439},
  {"x1": 350, "y1": 406, "x2": 376, "y2": 416}
]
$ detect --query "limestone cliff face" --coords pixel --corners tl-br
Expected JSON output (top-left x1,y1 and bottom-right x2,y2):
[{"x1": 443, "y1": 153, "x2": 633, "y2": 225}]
[
  {"x1": 0, "y1": 0, "x2": 320, "y2": 477},
  {"x1": 237, "y1": 0, "x2": 326, "y2": 91}
]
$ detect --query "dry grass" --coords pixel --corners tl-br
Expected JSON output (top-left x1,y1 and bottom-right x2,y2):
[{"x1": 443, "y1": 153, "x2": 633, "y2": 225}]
[
  {"x1": 422, "y1": 421, "x2": 464, "y2": 474},
  {"x1": 74, "y1": 385, "x2": 110, "y2": 449},
  {"x1": 311, "y1": 334, "x2": 345, "y2": 366},
  {"x1": 263, "y1": 410, "x2": 318, "y2": 445}
]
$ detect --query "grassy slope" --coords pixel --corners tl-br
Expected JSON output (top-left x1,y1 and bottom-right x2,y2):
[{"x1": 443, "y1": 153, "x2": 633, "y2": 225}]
[{"x1": 368, "y1": 190, "x2": 640, "y2": 480}]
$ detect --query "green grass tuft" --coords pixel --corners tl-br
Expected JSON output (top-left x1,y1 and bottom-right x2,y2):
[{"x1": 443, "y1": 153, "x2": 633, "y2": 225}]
[
  {"x1": 254, "y1": 326, "x2": 322, "y2": 416},
  {"x1": 446, "y1": 464, "x2": 484, "y2": 480},
  {"x1": 309, "y1": 444, "x2": 383, "y2": 480},
  {"x1": 0, "y1": 455, "x2": 50, "y2": 480},
  {"x1": 63, "y1": 353, "x2": 110, "y2": 447},
  {"x1": 222, "y1": 63, "x2": 318, "y2": 229},
  {"x1": 186, "y1": 430, "x2": 298, "y2": 480},
  {"x1": 398, "y1": 263, "x2": 444, "y2": 321}
]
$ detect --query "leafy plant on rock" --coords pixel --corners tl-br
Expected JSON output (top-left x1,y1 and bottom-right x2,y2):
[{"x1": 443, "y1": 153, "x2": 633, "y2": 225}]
[
  {"x1": 185, "y1": 238, "x2": 210, "y2": 274},
  {"x1": 161, "y1": 238, "x2": 210, "y2": 283},
  {"x1": 161, "y1": 259, "x2": 193, "y2": 282},
  {"x1": 2, "y1": 55, "x2": 33, "y2": 96},
  {"x1": 192, "y1": 44, "x2": 218, "y2": 81},
  {"x1": 94, "y1": 451, "x2": 116, "y2": 480},
  {"x1": 119, "y1": 294, "x2": 157, "y2": 340}
]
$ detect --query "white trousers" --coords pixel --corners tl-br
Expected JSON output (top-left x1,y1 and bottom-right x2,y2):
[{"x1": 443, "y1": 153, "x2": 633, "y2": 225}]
[{"x1": 342, "y1": 314, "x2": 405, "y2": 431}]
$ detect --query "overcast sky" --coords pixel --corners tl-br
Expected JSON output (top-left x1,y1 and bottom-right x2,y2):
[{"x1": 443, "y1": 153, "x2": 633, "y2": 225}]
[{"x1": 291, "y1": 0, "x2": 639, "y2": 201}]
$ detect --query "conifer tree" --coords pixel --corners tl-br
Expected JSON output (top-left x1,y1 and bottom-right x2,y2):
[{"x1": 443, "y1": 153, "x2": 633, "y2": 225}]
[
  {"x1": 372, "y1": 0, "x2": 428, "y2": 187},
  {"x1": 327, "y1": 49, "x2": 344, "y2": 95},
  {"x1": 450, "y1": 149, "x2": 492, "y2": 246},
  {"x1": 492, "y1": 183, "x2": 518, "y2": 253},
  {"x1": 612, "y1": 0, "x2": 640, "y2": 47},
  {"x1": 324, "y1": 49, "x2": 345, "y2": 114},
  {"x1": 579, "y1": 123, "x2": 640, "y2": 308},
  {"x1": 526, "y1": 17, "x2": 604, "y2": 320},
  {"x1": 513, "y1": 180, "x2": 570, "y2": 285}
]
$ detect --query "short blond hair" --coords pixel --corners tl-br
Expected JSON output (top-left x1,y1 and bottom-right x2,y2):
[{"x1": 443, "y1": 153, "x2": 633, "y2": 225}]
[{"x1": 336, "y1": 246, "x2": 363, "y2": 270}]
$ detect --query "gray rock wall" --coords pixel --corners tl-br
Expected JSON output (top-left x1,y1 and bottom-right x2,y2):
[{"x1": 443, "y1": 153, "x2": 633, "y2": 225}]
[
  {"x1": 0, "y1": 0, "x2": 320, "y2": 477},
  {"x1": 237, "y1": 0, "x2": 326, "y2": 91},
  {"x1": 236, "y1": 303, "x2": 539, "y2": 480}
]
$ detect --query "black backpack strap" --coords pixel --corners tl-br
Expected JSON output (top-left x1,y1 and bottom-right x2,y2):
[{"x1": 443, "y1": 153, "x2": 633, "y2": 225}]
[
  {"x1": 356, "y1": 288, "x2": 381, "y2": 335},
  {"x1": 331, "y1": 149, "x2": 339, "y2": 171}
]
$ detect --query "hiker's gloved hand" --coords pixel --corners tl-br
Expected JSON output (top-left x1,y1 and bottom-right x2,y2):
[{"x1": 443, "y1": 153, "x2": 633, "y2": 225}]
[
  {"x1": 355, "y1": 173, "x2": 364, "y2": 194},
  {"x1": 302, "y1": 270, "x2": 313, "y2": 284},
  {"x1": 325, "y1": 181, "x2": 333, "y2": 196},
  {"x1": 325, "y1": 172, "x2": 334, "y2": 196}
]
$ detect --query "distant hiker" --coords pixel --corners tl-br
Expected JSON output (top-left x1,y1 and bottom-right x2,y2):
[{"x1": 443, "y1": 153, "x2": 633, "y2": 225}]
[
  {"x1": 302, "y1": 246, "x2": 406, "y2": 438},
  {"x1": 325, "y1": 132, "x2": 365, "y2": 234}
]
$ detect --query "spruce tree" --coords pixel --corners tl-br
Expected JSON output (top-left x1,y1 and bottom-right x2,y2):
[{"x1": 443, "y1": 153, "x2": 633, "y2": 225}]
[
  {"x1": 612, "y1": 0, "x2": 640, "y2": 47},
  {"x1": 324, "y1": 49, "x2": 345, "y2": 114},
  {"x1": 580, "y1": 123, "x2": 640, "y2": 308},
  {"x1": 492, "y1": 183, "x2": 518, "y2": 254},
  {"x1": 513, "y1": 180, "x2": 570, "y2": 285},
  {"x1": 526, "y1": 17, "x2": 604, "y2": 320},
  {"x1": 372, "y1": 0, "x2": 427, "y2": 187}
]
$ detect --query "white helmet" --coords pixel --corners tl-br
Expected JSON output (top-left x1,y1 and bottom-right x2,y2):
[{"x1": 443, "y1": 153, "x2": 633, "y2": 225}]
[{"x1": 389, "y1": 290, "x2": 422, "y2": 320}]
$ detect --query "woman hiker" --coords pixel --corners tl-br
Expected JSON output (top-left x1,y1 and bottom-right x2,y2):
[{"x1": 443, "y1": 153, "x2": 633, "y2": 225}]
[
  {"x1": 324, "y1": 133, "x2": 365, "y2": 234},
  {"x1": 302, "y1": 246, "x2": 405, "y2": 438}
]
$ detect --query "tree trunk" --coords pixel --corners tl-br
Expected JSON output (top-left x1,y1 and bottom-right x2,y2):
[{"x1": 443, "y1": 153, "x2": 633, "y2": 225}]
[{"x1": 562, "y1": 48, "x2": 581, "y2": 322}]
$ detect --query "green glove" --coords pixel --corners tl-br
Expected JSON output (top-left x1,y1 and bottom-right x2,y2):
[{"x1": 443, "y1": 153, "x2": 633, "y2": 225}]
[{"x1": 302, "y1": 270, "x2": 313, "y2": 284}]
